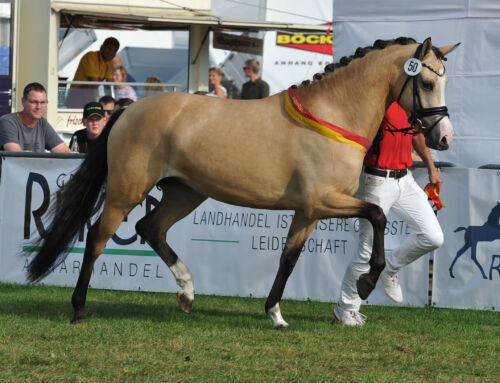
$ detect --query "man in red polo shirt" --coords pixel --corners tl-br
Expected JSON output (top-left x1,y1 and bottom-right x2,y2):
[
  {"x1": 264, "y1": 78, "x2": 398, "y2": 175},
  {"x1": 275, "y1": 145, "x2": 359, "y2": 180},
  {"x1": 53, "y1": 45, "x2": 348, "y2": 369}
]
[{"x1": 334, "y1": 101, "x2": 444, "y2": 326}]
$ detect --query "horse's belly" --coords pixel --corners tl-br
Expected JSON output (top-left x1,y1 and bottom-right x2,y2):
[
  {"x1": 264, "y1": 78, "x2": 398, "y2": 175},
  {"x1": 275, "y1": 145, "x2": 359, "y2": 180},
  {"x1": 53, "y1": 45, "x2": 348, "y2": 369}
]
[{"x1": 164, "y1": 166, "x2": 296, "y2": 210}]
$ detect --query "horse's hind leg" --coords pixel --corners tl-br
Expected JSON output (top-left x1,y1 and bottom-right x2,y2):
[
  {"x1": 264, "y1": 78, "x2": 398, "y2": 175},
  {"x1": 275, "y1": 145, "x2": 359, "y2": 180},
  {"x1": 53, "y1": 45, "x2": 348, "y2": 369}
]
[
  {"x1": 135, "y1": 179, "x2": 207, "y2": 313},
  {"x1": 265, "y1": 211, "x2": 317, "y2": 328},
  {"x1": 71, "y1": 201, "x2": 135, "y2": 323}
]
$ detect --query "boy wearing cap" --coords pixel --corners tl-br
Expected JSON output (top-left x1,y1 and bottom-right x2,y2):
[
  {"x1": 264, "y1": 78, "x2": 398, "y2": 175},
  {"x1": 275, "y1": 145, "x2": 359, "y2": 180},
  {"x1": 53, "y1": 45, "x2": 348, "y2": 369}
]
[{"x1": 69, "y1": 102, "x2": 106, "y2": 153}]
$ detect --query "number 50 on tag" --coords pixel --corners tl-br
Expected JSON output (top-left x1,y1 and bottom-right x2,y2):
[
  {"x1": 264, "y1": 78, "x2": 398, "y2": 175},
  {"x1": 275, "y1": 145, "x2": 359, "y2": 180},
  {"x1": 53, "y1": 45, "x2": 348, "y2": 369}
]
[{"x1": 404, "y1": 58, "x2": 422, "y2": 76}]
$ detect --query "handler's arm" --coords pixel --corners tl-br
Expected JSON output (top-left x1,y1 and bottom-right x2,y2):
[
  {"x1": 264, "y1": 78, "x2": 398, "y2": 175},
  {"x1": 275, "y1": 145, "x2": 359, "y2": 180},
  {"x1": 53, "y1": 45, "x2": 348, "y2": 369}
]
[{"x1": 413, "y1": 133, "x2": 442, "y2": 186}]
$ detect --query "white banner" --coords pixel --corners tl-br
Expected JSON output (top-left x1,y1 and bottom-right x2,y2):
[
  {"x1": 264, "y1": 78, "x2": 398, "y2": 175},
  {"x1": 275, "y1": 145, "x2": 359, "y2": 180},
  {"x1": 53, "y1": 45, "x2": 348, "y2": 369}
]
[
  {"x1": 0, "y1": 156, "x2": 429, "y2": 307},
  {"x1": 431, "y1": 168, "x2": 500, "y2": 310}
]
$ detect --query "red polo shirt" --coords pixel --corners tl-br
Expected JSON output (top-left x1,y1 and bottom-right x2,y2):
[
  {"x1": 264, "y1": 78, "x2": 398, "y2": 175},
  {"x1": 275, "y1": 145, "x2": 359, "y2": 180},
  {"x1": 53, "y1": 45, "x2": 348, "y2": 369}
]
[{"x1": 364, "y1": 102, "x2": 414, "y2": 170}]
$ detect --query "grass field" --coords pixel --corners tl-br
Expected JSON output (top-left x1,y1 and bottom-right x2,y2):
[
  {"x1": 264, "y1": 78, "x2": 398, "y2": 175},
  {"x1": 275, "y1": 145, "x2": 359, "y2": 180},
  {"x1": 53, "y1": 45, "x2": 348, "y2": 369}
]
[{"x1": 0, "y1": 283, "x2": 498, "y2": 382}]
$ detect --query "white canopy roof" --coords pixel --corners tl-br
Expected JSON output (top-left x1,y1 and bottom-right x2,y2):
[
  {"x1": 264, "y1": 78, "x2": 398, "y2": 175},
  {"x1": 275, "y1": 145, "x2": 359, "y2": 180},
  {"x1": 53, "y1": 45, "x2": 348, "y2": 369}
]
[{"x1": 51, "y1": 0, "x2": 330, "y2": 32}]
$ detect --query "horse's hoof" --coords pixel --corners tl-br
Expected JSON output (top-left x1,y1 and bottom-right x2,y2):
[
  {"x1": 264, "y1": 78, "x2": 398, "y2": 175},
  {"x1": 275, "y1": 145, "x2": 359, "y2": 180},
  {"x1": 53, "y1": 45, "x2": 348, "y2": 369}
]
[
  {"x1": 449, "y1": 269, "x2": 455, "y2": 278},
  {"x1": 176, "y1": 292, "x2": 193, "y2": 313},
  {"x1": 267, "y1": 303, "x2": 289, "y2": 329},
  {"x1": 70, "y1": 315, "x2": 86, "y2": 324},
  {"x1": 357, "y1": 274, "x2": 376, "y2": 300},
  {"x1": 272, "y1": 321, "x2": 289, "y2": 329}
]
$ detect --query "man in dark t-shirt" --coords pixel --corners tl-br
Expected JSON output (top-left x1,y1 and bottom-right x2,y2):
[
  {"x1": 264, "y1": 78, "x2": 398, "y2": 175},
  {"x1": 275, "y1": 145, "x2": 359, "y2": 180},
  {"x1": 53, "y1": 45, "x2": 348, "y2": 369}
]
[
  {"x1": 241, "y1": 59, "x2": 270, "y2": 100},
  {"x1": 0, "y1": 82, "x2": 71, "y2": 152}
]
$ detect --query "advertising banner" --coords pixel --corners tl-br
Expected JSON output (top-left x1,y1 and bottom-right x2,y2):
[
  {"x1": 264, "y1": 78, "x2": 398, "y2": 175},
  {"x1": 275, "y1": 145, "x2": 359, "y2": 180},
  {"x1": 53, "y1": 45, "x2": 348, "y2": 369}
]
[
  {"x1": 431, "y1": 168, "x2": 500, "y2": 310},
  {"x1": 0, "y1": 156, "x2": 429, "y2": 307},
  {"x1": 263, "y1": 0, "x2": 333, "y2": 94}
]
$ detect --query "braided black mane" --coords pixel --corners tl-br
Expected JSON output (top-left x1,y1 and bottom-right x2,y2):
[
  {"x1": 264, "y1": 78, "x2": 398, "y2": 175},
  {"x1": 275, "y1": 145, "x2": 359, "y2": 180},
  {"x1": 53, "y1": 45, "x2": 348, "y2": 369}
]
[{"x1": 292, "y1": 36, "x2": 445, "y2": 89}]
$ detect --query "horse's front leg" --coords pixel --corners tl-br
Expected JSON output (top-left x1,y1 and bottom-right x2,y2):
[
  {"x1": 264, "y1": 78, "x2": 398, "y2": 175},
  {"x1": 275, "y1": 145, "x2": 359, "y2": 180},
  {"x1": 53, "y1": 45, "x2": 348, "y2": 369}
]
[
  {"x1": 354, "y1": 203, "x2": 387, "y2": 299},
  {"x1": 308, "y1": 191, "x2": 387, "y2": 301},
  {"x1": 265, "y1": 211, "x2": 317, "y2": 328}
]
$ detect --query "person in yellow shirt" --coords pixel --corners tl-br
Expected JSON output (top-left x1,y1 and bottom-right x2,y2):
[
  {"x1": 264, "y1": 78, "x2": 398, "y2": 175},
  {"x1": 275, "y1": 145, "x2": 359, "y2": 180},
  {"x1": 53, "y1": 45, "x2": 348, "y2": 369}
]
[{"x1": 65, "y1": 37, "x2": 120, "y2": 108}]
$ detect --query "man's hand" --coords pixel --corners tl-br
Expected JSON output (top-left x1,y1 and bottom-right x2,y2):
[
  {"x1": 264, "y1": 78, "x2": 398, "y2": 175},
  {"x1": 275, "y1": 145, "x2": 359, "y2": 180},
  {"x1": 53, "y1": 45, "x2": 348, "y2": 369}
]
[{"x1": 429, "y1": 167, "x2": 442, "y2": 187}]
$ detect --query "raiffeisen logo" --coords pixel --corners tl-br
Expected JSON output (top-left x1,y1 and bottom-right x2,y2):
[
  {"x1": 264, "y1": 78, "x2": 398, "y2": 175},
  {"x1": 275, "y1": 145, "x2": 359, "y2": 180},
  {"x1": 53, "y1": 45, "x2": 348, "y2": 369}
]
[{"x1": 276, "y1": 31, "x2": 333, "y2": 55}]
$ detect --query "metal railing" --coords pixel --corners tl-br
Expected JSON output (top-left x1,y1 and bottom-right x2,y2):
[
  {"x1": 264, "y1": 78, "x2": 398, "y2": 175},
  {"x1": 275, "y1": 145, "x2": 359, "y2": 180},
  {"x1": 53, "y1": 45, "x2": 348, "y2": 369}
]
[
  {"x1": 58, "y1": 80, "x2": 182, "y2": 109},
  {"x1": 411, "y1": 161, "x2": 457, "y2": 169}
]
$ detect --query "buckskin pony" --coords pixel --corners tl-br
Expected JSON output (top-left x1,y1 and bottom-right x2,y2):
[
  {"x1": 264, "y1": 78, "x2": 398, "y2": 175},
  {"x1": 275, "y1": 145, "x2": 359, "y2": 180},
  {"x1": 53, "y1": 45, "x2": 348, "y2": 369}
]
[{"x1": 27, "y1": 37, "x2": 459, "y2": 327}]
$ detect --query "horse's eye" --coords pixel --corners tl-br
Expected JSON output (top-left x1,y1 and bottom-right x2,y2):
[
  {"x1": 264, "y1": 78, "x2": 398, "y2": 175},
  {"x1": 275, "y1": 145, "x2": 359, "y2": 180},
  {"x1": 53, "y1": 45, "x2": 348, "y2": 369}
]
[{"x1": 422, "y1": 80, "x2": 434, "y2": 91}]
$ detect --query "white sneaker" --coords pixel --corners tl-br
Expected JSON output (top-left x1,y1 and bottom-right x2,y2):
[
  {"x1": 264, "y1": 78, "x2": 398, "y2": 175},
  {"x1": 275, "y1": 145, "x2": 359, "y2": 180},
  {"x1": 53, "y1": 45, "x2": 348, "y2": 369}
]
[
  {"x1": 333, "y1": 305, "x2": 366, "y2": 327},
  {"x1": 381, "y1": 270, "x2": 403, "y2": 303}
]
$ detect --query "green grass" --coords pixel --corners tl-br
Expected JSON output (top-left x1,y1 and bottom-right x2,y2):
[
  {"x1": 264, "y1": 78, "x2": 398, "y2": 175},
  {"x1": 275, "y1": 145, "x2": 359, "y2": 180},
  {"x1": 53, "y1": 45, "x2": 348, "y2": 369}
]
[{"x1": 0, "y1": 283, "x2": 498, "y2": 382}]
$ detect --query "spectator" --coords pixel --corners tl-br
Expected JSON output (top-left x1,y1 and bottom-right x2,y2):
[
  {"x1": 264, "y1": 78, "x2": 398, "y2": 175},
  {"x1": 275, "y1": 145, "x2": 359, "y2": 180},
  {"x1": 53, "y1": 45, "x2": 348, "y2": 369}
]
[
  {"x1": 241, "y1": 59, "x2": 270, "y2": 99},
  {"x1": 115, "y1": 98, "x2": 134, "y2": 109},
  {"x1": 111, "y1": 55, "x2": 136, "y2": 83},
  {"x1": 0, "y1": 82, "x2": 71, "y2": 152},
  {"x1": 68, "y1": 102, "x2": 106, "y2": 154},
  {"x1": 98, "y1": 95, "x2": 116, "y2": 122},
  {"x1": 65, "y1": 37, "x2": 120, "y2": 108},
  {"x1": 142, "y1": 76, "x2": 167, "y2": 98},
  {"x1": 208, "y1": 67, "x2": 227, "y2": 98},
  {"x1": 112, "y1": 66, "x2": 137, "y2": 101}
]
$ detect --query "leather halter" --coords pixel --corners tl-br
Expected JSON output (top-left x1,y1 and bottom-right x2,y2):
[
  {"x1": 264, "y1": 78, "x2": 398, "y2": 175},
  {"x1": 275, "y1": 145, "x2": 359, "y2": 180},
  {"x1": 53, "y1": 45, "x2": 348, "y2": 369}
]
[{"x1": 397, "y1": 44, "x2": 449, "y2": 137}]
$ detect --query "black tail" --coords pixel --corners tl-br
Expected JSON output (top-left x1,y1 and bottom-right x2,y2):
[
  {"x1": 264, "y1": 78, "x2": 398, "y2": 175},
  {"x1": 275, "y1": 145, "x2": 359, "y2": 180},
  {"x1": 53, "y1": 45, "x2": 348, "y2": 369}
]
[{"x1": 26, "y1": 109, "x2": 126, "y2": 282}]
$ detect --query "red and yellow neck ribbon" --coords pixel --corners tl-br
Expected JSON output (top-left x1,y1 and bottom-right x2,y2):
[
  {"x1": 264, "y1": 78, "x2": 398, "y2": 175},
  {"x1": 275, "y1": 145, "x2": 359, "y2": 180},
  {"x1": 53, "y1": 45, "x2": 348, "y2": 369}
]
[{"x1": 284, "y1": 87, "x2": 372, "y2": 152}]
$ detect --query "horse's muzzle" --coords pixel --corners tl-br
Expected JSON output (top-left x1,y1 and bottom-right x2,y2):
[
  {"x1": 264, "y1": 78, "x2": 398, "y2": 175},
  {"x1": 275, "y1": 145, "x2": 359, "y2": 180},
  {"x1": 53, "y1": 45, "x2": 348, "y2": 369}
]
[{"x1": 426, "y1": 117, "x2": 454, "y2": 151}]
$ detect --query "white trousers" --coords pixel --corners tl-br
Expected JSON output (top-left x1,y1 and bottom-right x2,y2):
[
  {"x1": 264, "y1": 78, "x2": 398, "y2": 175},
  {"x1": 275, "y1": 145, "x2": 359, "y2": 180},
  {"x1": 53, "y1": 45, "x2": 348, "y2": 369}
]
[{"x1": 338, "y1": 171, "x2": 443, "y2": 311}]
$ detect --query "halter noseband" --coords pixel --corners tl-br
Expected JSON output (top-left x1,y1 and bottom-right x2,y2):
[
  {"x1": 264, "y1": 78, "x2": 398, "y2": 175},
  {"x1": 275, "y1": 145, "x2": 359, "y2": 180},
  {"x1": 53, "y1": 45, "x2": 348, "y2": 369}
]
[{"x1": 397, "y1": 43, "x2": 449, "y2": 137}]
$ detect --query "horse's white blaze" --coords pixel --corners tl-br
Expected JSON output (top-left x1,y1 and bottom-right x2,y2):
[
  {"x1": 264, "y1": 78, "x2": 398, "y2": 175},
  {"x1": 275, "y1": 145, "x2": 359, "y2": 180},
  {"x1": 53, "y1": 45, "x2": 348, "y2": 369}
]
[
  {"x1": 268, "y1": 303, "x2": 289, "y2": 328},
  {"x1": 170, "y1": 261, "x2": 194, "y2": 301},
  {"x1": 437, "y1": 75, "x2": 454, "y2": 144},
  {"x1": 438, "y1": 75, "x2": 447, "y2": 106}
]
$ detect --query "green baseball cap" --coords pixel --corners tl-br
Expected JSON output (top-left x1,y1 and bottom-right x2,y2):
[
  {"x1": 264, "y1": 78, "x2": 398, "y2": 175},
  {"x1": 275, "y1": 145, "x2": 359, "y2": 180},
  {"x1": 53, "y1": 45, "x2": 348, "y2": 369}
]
[{"x1": 83, "y1": 102, "x2": 105, "y2": 119}]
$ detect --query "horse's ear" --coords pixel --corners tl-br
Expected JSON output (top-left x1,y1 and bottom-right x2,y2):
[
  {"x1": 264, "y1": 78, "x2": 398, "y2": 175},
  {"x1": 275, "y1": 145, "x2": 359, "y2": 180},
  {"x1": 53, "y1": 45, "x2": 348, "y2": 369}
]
[
  {"x1": 439, "y1": 42, "x2": 461, "y2": 57},
  {"x1": 419, "y1": 37, "x2": 433, "y2": 59}
]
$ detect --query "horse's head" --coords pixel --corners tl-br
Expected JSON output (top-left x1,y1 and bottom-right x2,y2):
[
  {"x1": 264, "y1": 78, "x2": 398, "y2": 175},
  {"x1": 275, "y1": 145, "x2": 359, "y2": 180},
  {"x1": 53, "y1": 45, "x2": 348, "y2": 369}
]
[{"x1": 396, "y1": 37, "x2": 460, "y2": 151}]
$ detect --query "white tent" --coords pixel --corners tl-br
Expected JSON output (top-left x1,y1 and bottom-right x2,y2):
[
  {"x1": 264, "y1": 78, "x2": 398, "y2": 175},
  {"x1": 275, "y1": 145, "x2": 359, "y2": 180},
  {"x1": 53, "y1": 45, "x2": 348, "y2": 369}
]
[{"x1": 333, "y1": 0, "x2": 500, "y2": 168}]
